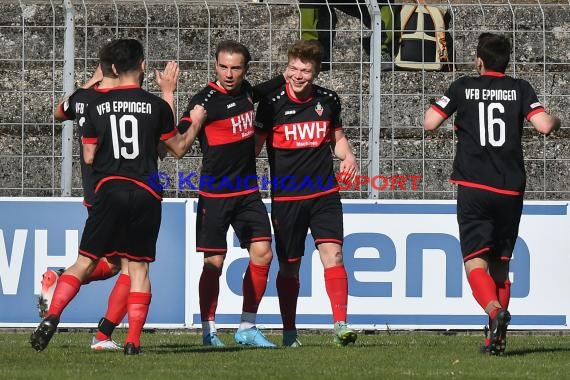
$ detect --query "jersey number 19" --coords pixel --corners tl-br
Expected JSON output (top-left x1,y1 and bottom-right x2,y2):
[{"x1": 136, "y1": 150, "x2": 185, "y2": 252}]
[
  {"x1": 110, "y1": 115, "x2": 140, "y2": 159},
  {"x1": 478, "y1": 102, "x2": 505, "y2": 147}
]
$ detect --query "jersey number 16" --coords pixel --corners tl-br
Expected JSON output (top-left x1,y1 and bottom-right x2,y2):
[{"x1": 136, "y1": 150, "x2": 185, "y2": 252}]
[
  {"x1": 110, "y1": 115, "x2": 140, "y2": 159},
  {"x1": 478, "y1": 102, "x2": 505, "y2": 147}
]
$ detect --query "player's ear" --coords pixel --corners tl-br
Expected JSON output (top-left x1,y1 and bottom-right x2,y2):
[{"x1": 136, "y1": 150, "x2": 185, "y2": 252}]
[
  {"x1": 475, "y1": 57, "x2": 484, "y2": 73},
  {"x1": 111, "y1": 63, "x2": 119, "y2": 77},
  {"x1": 141, "y1": 59, "x2": 146, "y2": 72}
]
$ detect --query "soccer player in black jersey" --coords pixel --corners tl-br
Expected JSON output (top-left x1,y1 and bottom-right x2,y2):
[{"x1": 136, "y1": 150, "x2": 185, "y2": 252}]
[
  {"x1": 42, "y1": 48, "x2": 181, "y2": 351},
  {"x1": 423, "y1": 33, "x2": 560, "y2": 355},
  {"x1": 30, "y1": 39, "x2": 205, "y2": 355},
  {"x1": 176, "y1": 40, "x2": 285, "y2": 348},
  {"x1": 255, "y1": 40, "x2": 358, "y2": 347}
]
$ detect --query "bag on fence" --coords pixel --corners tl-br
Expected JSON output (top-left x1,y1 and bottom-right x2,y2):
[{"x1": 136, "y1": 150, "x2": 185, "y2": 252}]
[{"x1": 394, "y1": 0, "x2": 453, "y2": 71}]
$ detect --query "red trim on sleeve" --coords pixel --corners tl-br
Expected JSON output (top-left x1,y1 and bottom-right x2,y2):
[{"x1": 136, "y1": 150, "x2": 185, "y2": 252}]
[
  {"x1": 272, "y1": 187, "x2": 339, "y2": 201},
  {"x1": 463, "y1": 247, "x2": 491, "y2": 262},
  {"x1": 450, "y1": 180, "x2": 522, "y2": 196},
  {"x1": 82, "y1": 137, "x2": 98, "y2": 144},
  {"x1": 430, "y1": 105, "x2": 449, "y2": 119},
  {"x1": 179, "y1": 116, "x2": 192, "y2": 123},
  {"x1": 526, "y1": 107, "x2": 545, "y2": 121},
  {"x1": 161, "y1": 128, "x2": 177, "y2": 141}
]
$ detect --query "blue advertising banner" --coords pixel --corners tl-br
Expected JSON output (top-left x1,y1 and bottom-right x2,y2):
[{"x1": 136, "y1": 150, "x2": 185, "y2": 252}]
[{"x1": 0, "y1": 198, "x2": 186, "y2": 327}]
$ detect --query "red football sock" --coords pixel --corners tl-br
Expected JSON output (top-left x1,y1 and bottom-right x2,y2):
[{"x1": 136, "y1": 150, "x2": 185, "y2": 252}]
[
  {"x1": 83, "y1": 260, "x2": 114, "y2": 284},
  {"x1": 242, "y1": 262, "x2": 270, "y2": 313},
  {"x1": 95, "y1": 274, "x2": 130, "y2": 341},
  {"x1": 125, "y1": 292, "x2": 151, "y2": 348},
  {"x1": 276, "y1": 273, "x2": 300, "y2": 331},
  {"x1": 47, "y1": 274, "x2": 81, "y2": 319},
  {"x1": 467, "y1": 268, "x2": 498, "y2": 316},
  {"x1": 199, "y1": 267, "x2": 221, "y2": 321},
  {"x1": 496, "y1": 279, "x2": 511, "y2": 310},
  {"x1": 324, "y1": 265, "x2": 348, "y2": 323}
]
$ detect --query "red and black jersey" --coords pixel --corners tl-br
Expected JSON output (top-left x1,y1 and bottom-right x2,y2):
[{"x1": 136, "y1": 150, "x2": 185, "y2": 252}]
[
  {"x1": 177, "y1": 81, "x2": 255, "y2": 197},
  {"x1": 58, "y1": 87, "x2": 105, "y2": 207},
  {"x1": 177, "y1": 77, "x2": 285, "y2": 197},
  {"x1": 81, "y1": 85, "x2": 176, "y2": 200},
  {"x1": 255, "y1": 83, "x2": 342, "y2": 200},
  {"x1": 431, "y1": 72, "x2": 545, "y2": 195}
]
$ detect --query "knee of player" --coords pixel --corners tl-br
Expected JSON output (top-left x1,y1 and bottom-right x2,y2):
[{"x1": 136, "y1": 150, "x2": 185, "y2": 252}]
[
  {"x1": 203, "y1": 254, "x2": 226, "y2": 272},
  {"x1": 278, "y1": 259, "x2": 301, "y2": 278},
  {"x1": 249, "y1": 243, "x2": 273, "y2": 265}
]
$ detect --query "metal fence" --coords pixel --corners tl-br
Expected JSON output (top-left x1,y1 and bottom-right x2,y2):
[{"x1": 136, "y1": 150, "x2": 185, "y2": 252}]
[{"x1": 0, "y1": 0, "x2": 568, "y2": 200}]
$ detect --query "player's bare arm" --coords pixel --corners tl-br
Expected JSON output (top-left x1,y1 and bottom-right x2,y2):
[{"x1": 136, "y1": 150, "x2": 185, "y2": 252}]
[
  {"x1": 423, "y1": 107, "x2": 446, "y2": 131},
  {"x1": 156, "y1": 60, "x2": 180, "y2": 159},
  {"x1": 333, "y1": 129, "x2": 357, "y2": 181},
  {"x1": 164, "y1": 104, "x2": 206, "y2": 158},
  {"x1": 156, "y1": 60, "x2": 179, "y2": 115},
  {"x1": 530, "y1": 112, "x2": 561, "y2": 135},
  {"x1": 82, "y1": 143, "x2": 97, "y2": 165}
]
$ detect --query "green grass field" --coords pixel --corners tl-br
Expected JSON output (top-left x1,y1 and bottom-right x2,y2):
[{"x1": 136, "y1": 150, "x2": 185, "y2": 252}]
[{"x1": 1, "y1": 330, "x2": 570, "y2": 379}]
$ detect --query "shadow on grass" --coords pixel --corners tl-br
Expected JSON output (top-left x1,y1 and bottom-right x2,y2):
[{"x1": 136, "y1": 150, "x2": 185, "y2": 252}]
[
  {"x1": 504, "y1": 346, "x2": 570, "y2": 356},
  {"x1": 149, "y1": 343, "x2": 254, "y2": 354}
]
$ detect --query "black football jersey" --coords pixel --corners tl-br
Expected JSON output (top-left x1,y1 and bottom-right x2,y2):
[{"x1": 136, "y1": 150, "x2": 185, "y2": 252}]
[
  {"x1": 255, "y1": 83, "x2": 342, "y2": 200},
  {"x1": 431, "y1": 72, "x2": 545, "y2": 194},
  {"x1": 82, "y1": 85, "x2": 176, "y2": 198},
  {"x1": 177, "y1": 80, "x2": 258, "y2": 196},
  {"x1": 59, "y1": 88, "x2": 104, "y2": 206}
]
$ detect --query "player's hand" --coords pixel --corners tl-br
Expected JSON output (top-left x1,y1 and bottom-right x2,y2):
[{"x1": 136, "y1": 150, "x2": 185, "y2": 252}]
[
  {"x1": 82, "y1": 64, "x2": 104, "y2": 89},
  {"x1": 339, "y1": 153, "x2": 358, "y2": 182},
  {"x1": 190, "y1": 104, "x2": 207, "y2": 129},
  {"x1": 156, "y1": 61, "x2": 179, "y2": 94}
]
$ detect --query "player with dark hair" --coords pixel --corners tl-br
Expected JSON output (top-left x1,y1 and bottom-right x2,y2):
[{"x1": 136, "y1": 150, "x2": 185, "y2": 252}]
[
  {"x1": 176, "y1": 40, "x2": 285, "y2": 348},
  {"x1": 30, "y1": 39, "x2": 205, "y2": 355},
  {"x1": 47, "y1": 45, "x2": 126, "y2": 350},
  {"x1": 40, "y1": 42, "x2": 181, "y2": 351},
  {"x1": 423, "y1": 33, "x2": 560, "y2": 355},
  {"x1": 255, "y1": 39, "x2": 358, "y2": 347}
]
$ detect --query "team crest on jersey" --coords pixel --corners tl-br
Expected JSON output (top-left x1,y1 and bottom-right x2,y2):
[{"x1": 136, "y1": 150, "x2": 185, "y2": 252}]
[{"x1": 315, "y1": 102, "x2": 324, "y2": 116}]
